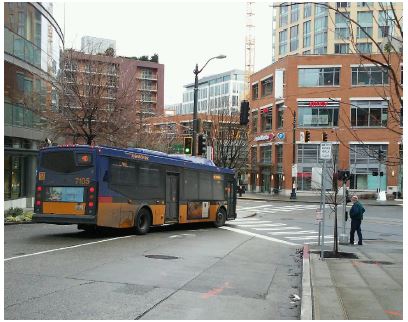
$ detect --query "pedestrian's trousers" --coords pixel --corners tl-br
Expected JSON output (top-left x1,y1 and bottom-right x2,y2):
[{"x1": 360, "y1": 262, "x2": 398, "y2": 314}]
[{"x1": 350, "y1": 219, "x2": 362, "y2": 243}]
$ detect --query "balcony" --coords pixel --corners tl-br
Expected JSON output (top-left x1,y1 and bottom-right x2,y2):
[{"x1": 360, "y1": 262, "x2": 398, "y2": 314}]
[
  {"x1": 138, "y1": 86, "x2": 157, "y2": 92},
  {"x1": 137, "y1": 74, "x2": 158, "y2": 81}
]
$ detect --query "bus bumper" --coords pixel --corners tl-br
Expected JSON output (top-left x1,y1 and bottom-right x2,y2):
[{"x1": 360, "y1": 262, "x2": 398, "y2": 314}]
[{"x1": 32, "y1": 214, "x2": 97, "y2": 225}]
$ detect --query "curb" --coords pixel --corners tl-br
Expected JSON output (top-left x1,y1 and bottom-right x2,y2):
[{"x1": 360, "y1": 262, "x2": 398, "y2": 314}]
[
  {"x1": 300, "y1": 244, "x2": 313, "y2": 320},
  {"x1": 238, "y1": 196, "x2": 402, "y2": 206},
  {"x1": 4, "y1": 221, "x2": 35, "y2": 225}
]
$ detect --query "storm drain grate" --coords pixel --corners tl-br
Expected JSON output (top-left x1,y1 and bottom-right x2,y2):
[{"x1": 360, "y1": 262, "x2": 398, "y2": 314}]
[
  {"x1": 144, "y1": 255, "x2": 179, "y2": 260},
  {"x1": 360, "y1": 260, "x2": 394, "y2": 265}
]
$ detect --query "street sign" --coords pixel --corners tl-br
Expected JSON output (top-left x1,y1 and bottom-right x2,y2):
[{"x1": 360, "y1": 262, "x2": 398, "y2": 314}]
[
  {"x1": 320, "y1": 142, "x2": 332, "y2": 160},
  {"x1": 292, "y1": 164, "x2": 298, "y2": 177},
  {"x1": 315, "y1": 209, "x2": 323, "y2": 222}
]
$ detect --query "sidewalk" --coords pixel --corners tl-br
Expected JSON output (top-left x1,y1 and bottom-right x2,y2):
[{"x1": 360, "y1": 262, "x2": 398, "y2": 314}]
[
  {"x1": 238, "y1": 192, "x2": 402, "y2": 206},
  {"x1": 302, "y1": 241, "x2": 403, "y2": 320}
]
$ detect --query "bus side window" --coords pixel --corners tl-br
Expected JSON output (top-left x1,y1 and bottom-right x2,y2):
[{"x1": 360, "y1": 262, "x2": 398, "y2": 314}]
[{"x1": 103, "y1": 170, "x2": 108, "y2": 182}]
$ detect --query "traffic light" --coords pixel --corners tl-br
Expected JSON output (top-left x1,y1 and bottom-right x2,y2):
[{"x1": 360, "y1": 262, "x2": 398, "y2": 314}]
[
  {"x1": 337, "y1": 170, "x2": 351, "y2": 181},
  {"x1": 372, "y1": 171, "x2": 378, "y2": 176},
  {"x1": 305, "y1": 130, "x2": 311, "y2": 143},
  {"x1": 322, "y1": 131, "x2": 328, "y2": 142},
  {"x1": 184, "y1": 137, "x2": 192, "y2": 155},
  {"x1": 198, "y1": 134, "x2": 207, "y2": 155},
  {"x1": 240, "y1": 100, "x2": 250, "y2": 125}
]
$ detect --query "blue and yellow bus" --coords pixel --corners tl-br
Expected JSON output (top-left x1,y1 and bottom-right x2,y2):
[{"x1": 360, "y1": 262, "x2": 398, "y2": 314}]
[{"x1": 33, "y1": 145, "x2": 237, "y2": 234}]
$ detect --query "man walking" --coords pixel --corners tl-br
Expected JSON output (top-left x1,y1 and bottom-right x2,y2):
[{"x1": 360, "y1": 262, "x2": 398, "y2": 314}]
[{"x1": 349, "y1": 195, "x2": 365, "y2": 245}]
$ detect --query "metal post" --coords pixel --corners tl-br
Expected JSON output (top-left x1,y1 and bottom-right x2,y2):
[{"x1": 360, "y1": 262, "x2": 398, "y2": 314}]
[
  {"x1": 192, "y1": 65, "x2": 199, "y2": 156},
  {"x1": 318, "y1": 165, "x2": 324, "y2": 246},
  {"x1": 340, "y1": 179, "x2": 347, "y2": 244},
  {"x1": 290, "y1": 111, "x2": 297, "y2": 199},
  {"x1": 320, "y1": 160, "x2": 326, "y2": 260},
  {"x1": 378, "y1": 148, "x2": 381, "y2": 194}
]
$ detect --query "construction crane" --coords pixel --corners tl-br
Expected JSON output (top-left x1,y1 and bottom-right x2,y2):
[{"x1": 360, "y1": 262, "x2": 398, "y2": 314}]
[{"x1": 244, "y1": 2, "x2": 255, "y2": 101}]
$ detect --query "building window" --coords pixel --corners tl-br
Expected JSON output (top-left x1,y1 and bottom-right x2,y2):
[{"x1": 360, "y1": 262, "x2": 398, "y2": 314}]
[
  {"x1": 298, "y1": 100, "x2": 340, "y2": 127},
  {"x1": 350, "y1": 100, "x2": 388, "y2": 127},
  {"x1": 335, "y1": 43, "x2": 349, "y2": 53},
  {"x1": 349, "y1": 144, "x2": 388, "y2": 190},
  {"x1": 335, "y1": 12, "x2": 350, "y2": 39},
  {"x1": 279, "y1": 29, "x2": 288, "y2": 55},
  {"x1": 298, "y1": 67, "x2": 340, "y2": 87},
  {"x1": 314, "y1": 15, "x2": 328, "y2": 54},
  {"x1": 357, "y1": 11, "x2": 373, "y2": 38},
  {"x1": 251, "y1": 110, "x2": 258, "y2": 133},
  {"x1": 261, "y1": 107, "x2": 273, "y2": 132},
  {"x1": 291, "y1": 4, "x2": 299, "y2": 23},
  {"x1": 304, "y1": 2, "x2": 312, "y2": 18},
  {"x1": 303, "y1": 50, "x2": 311, "y2": 55},
  {"x1": 378, "y1": 10, "x2": 393, "y2": 38},
  {"x1": 276, "y1": 103, "x2": 285, "y2": 129},
  {"x1": 260, "y1": 146, "x2": 272, "y2": 164},
  {"x1": 352, "y1": 66, "x2": 389, "y2": 85},
  {"x1": 290, "y1": 25, "x2": 299, "y2": 52},
  {"x1": 261, "y1": 77, "x2": 273, "y2": 97},
  {"x1": 336, "y1": 2, "x2": 350, "y2": 8},
  {"x1": 356, "y1": 42, "x2": 372, "y2": 53},
  {"x1": 303, "y1": 21, "x2": 311, "y2": 48},
  {"x1": 252, "y1": 83, "x2": 258, "y2": 100},
  {"x1": 279, "y1": 5, "x2": 288, "y2": 27},
  {"x1": 357, "y1": 2, "x2": 371, "y2": 7},
  {"x1": 400, "y1": 106, "x2": 403, "y2": 127}
]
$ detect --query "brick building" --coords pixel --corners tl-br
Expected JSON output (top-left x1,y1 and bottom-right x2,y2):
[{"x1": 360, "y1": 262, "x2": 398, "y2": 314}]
[{"x1": 248, "y1": 53, "x2": 402, "y2": 196}]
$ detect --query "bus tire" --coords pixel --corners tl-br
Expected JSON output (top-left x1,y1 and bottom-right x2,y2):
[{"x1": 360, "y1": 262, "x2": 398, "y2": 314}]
[
  {"x1": 134, "y1": 208, "x2": 152, "y2": 235},
  {"x1": 214, "y1": 208, "x2": 226, "y2": 228}
]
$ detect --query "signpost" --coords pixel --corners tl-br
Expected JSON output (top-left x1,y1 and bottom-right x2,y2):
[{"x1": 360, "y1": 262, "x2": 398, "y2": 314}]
[{"x1": 319, "y1": 142, "x2": 332, "y2": 260}]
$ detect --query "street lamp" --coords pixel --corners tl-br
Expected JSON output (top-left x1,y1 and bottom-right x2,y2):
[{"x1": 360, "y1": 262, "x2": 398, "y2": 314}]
[{"x1": 192, "y1": 55, "x2": 226, "y2": 156}]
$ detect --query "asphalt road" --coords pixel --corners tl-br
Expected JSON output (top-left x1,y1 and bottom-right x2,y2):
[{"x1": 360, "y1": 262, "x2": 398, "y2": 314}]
[{"x1": 4, "y1": 199, "x2": 402, "y2": 319}]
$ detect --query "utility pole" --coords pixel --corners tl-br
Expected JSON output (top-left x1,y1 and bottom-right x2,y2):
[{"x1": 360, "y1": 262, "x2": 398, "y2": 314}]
[{"x1": 290, "y1": 111, "x2": 297, "y2": 199}]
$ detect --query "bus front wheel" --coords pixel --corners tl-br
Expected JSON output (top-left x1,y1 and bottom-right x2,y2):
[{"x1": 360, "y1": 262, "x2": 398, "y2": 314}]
[
  {"x1": 214, "y1": 208, "x2": 226, "y2": 227},
  {"x1": 134, "y1": 208, "x2": 152, "y2": 235}
]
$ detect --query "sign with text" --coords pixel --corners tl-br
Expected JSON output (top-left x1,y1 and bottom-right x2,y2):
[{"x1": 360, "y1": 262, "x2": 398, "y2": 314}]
[
  {"x1": 320, "y1": 143, "x2": 332, "y2": 160},
  {"x1": 292, "y1": 164, "x2": 298, "y2": 177}
]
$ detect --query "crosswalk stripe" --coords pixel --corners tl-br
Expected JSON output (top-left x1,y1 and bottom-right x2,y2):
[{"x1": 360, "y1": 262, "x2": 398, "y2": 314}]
[
  {"x1": 285, "y1": 236, "x2": 334, "y2": 240},
  {"x1": 237, "y1": 205, "x2": 272, "y2": 211},
  {"x1": 257, "y1": 208, "x2": 293, "y2": 212},
  {"x1": 253, "y1": 226, "x2": 300, "y2": 231},
  {"x1": 231, "y1": 221, "x2": 272, "y2": 225},
  {"x1": 268, "y1": 230, "x2": 317, "y2": 235},
  {"x1": 231, "y1": 218, "x2": 261, "y2": 221},
  {"x1": 239, "y1": 223, "x2": 287, "y2": 228}
]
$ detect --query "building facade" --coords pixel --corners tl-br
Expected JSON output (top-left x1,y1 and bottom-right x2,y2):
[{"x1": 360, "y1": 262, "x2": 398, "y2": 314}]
[
  {"x1": 62, "y1": 51, "x2": 165, "y2": 120},
  {"x1": 179, "y1": 69, "x2": 245, "y2": 115},
  {"x1": 248, "y1": 54, "x2": 402, "y2": 196},
  {"x1": 272, "y1": 2, "x2": 403, "y2": 62},
  {"x1": 4, "y1": 2, "x2": 64, "y2": 207}
]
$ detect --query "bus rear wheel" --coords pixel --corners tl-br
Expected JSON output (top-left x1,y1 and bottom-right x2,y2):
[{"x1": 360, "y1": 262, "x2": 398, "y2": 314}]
[
  {"x1": 134, "y1": 208, "x2": 152, "y2": 235},
  {"x1": 214, "y1": 208, "x2": 226, "y2": 227}
]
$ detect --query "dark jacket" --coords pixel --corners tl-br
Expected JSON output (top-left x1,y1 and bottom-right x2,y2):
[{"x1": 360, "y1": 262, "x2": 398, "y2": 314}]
[{"x1": 350, "y1": 201, "x2": 365, "y2": 220}]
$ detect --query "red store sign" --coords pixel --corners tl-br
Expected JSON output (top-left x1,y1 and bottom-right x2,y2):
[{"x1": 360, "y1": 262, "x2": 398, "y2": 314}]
[{"x1": 308, "y1": 101, "x2": 328, "y2": 107}]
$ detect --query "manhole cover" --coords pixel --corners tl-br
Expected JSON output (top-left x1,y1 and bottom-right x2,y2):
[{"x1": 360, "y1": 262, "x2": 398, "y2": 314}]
[
  {"x1": 360, "y1": 260, "x2": 394, "y2": 265},
  {"x1": 144, "y1": 255, "x2": 179, "y2": 260}
]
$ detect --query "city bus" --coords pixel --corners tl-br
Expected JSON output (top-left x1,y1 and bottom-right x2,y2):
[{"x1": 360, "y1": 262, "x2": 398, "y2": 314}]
[{"x1": 33, "y1": 145, "x2": 237, "y2": 234}]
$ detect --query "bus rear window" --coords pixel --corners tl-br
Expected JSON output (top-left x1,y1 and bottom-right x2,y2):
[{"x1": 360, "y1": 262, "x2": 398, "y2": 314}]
[
  {"x1": 45, "y1": 187, "x2": 85, "y2": 202},
  {"x1": 41, "y1": 151, "x2": 93, "y2": 173}
]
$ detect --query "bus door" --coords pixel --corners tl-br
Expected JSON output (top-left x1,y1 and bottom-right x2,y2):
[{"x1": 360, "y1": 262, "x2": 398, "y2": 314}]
[
  {"x1": 165, "y1": 173, "x2": 179, "y2": 223},
  {"x1": 226, "y1": 180, "x2": 237, "y2": 220}
]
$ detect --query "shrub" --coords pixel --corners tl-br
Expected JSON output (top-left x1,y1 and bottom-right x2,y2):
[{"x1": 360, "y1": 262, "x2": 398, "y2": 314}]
[{"x1": 5, "y1": 207, "x2": 24, "y2": 217}]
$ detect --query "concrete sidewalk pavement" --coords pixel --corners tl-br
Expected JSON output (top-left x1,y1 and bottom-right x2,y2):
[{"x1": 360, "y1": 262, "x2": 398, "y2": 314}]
[
  {"x1": 302, "y1": 241, "x2": 403, "y2": 320},
  {"x1": 238, "y1": 192, "x2": 403, "y2": 206}
]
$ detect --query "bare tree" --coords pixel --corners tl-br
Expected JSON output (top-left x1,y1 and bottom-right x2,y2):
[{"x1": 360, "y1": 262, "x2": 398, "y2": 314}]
[
  {"x1": 31, "y1": 48, "x2": 148, "y2": 147},
  {"x1": 204, "y1": 110, "x2": 249, "y2": 173}
]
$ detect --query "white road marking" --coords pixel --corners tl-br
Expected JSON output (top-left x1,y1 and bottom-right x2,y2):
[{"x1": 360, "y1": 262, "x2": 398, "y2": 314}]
[
  {"x1": 4, "y1": 235, "x2": 134, "y2": 262},
  {"x1": 268, "y1": 230, "x2": 317, "y2": 235},
  {"x1": 236, "y1": 205, "x2": 272, "y2": 211},
  {"x1": 240, "y1": 223, "x2": 287, "y2": 228},
  {"x1": 219, "y1": 226, "x2": 298, "y2": 246},
  {"x1": 231, "y1": 221, "x2": 273, "y2": 225},
  {"x1": 257, "y1": 208, "x2": 293, "y2": 212},
  {"x1": 286, "y1": 236, "x2": 334, "y2": 240},
  {"x1": 253, "y1": 227, "x2": 301, "y2": 231}
]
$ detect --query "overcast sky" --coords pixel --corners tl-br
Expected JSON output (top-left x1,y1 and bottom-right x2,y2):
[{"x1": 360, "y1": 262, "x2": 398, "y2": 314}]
[{"x1": 53, "y1": 1, "x2": 274, "y2": 105}]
